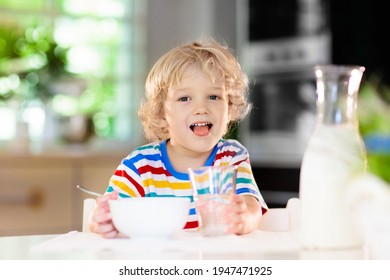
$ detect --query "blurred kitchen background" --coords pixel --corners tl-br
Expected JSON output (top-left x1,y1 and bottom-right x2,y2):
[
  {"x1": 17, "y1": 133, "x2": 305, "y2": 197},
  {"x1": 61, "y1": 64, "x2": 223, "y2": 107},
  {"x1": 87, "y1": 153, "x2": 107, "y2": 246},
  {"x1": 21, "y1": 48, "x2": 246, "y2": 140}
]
[{"x1": 0, "y1": 0, "x2": 389, "y2": 235}]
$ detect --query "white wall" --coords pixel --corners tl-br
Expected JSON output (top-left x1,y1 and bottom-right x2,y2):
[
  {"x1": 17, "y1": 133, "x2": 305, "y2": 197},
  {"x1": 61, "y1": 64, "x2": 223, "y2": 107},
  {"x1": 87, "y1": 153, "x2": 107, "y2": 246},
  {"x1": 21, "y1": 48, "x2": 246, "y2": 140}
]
[{"x1": 146, "y1": 0, "x2": 238, "y2": 69}]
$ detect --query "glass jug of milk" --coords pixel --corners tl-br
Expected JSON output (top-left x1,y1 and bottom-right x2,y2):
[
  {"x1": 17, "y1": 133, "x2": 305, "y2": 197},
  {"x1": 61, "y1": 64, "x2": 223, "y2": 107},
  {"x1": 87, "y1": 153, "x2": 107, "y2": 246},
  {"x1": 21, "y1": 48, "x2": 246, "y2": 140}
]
[{"x1": 299, "y1": 65, "x2": 367, "y2": 249}]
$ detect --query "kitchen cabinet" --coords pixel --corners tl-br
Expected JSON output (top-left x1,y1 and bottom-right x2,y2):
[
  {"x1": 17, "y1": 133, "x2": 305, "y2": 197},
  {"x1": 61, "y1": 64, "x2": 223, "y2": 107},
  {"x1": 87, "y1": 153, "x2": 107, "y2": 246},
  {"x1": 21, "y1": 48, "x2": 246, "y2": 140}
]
[
  {"x1": 0, "y1": 151, "x2": 125, "y2": 236},
  {"x1": 0, "y1": 158, "x2": 73, "y2": 236}
]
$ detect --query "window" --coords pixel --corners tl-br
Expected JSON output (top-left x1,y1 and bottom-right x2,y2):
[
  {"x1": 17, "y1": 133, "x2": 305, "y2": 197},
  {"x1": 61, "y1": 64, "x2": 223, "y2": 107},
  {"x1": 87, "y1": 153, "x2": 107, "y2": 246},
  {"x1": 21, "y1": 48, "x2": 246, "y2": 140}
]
[{"x1": 0, "y1": 0, "x2": 147, "y2": 149}]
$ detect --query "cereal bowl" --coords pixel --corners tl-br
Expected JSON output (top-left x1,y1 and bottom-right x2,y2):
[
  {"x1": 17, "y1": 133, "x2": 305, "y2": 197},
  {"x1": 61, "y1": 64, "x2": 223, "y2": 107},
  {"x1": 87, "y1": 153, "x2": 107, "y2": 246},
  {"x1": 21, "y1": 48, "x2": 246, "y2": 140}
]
[{"x1": 109, "y1": 197, "x2": 190, "y2": 239}]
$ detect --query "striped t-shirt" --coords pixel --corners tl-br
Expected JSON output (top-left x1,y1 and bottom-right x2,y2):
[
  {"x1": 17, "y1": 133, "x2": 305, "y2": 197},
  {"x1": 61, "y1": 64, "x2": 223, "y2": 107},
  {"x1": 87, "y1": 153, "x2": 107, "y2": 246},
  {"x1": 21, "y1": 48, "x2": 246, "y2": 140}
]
[{"x1": 106, "y1": 138, "x2": 268, "y2": 229}]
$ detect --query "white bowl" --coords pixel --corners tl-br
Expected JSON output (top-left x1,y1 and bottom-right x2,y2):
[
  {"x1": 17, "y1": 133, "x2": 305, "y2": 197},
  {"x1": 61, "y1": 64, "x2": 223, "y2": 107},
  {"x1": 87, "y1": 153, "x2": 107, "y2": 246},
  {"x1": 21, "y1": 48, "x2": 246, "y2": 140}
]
[{"x1": 109, "y1": 197, "x2": 190, "y2": 239}]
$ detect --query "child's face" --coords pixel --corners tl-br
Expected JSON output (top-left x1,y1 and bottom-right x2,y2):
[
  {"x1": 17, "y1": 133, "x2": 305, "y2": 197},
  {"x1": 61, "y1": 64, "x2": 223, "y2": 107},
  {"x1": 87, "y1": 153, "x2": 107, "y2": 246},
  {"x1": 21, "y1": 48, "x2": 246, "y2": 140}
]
[{"x1": 163, "y1": 68, "x2": 230, "y2": 155}]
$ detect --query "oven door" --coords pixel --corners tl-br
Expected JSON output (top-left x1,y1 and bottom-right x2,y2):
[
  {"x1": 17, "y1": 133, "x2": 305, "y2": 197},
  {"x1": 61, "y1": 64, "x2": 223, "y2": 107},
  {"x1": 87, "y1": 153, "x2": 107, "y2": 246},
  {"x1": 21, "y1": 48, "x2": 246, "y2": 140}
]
[{"x1": 240, "y1": 70, "x2": 317, "y2": 167}]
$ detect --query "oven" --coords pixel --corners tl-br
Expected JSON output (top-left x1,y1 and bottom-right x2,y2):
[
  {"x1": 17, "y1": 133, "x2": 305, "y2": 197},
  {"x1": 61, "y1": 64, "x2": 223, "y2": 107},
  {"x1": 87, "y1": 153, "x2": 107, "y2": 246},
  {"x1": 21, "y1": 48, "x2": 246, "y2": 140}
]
[
  {"x1": 239, "y1": 39, "x2": 324, "y2": 168},
  {"x1": 237, "y1": 0, "x2": 331, "y2": 206},
  {"x1": 238, "y1": 0, "x2": 331, "y2": 167}
]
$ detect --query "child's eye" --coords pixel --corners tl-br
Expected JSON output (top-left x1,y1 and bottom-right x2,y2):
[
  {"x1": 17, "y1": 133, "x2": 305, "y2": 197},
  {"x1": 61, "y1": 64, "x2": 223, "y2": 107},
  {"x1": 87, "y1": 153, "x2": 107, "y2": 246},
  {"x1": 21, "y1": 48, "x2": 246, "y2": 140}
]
[
  {"x1": 178, "y1": 96, "x2": 190, "y2": 102},
  {"x1": 209, "y1": 95, "x2": 220, "y2": 100}
]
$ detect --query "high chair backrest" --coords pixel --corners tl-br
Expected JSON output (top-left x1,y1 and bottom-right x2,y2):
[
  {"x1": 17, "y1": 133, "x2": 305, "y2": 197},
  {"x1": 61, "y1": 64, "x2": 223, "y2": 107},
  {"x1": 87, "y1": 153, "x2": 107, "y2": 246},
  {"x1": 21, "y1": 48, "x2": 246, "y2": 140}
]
[
  {"x1": 82, "y1": 198, "x2": 96, "y2": 233},
  {"x1": 258, "y1": 198, "x2": 301, "y2": 232}
]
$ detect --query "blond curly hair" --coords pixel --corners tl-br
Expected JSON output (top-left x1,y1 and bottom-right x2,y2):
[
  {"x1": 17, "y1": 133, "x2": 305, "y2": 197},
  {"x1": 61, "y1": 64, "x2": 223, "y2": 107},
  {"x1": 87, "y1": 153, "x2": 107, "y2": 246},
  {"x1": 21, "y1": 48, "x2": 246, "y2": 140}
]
[{"x1": 138, "y1": 37, "x2": 251, "y2": 142}]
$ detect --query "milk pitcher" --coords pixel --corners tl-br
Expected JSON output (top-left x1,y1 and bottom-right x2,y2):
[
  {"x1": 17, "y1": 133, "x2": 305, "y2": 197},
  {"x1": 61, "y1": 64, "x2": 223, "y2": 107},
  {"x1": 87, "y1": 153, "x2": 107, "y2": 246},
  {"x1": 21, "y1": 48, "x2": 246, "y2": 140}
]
[{"x1": 299, "y1": 65, "x2": 367, "y2": 249}]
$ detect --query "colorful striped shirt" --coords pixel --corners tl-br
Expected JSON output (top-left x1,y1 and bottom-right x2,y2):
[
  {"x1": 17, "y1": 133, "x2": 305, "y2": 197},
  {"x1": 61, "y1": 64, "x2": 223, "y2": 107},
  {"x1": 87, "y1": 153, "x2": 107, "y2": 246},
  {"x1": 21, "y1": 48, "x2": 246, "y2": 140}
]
[{"x1": 106, "y1": 138, "x2": 268, "y2": 229}]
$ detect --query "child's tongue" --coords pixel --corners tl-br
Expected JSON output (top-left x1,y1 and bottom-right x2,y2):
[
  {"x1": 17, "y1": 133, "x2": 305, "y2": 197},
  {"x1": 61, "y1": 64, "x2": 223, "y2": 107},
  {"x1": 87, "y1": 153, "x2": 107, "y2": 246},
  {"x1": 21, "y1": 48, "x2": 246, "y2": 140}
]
[{"x1": 193, "y1": 125, "x2": 209, "y2": 136}]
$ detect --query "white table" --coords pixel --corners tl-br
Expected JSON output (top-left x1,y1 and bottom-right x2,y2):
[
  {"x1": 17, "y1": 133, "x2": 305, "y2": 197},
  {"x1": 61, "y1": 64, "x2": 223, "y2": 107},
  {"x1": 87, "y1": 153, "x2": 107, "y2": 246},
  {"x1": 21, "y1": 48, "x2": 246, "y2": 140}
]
[{"x1": 0, "y1": 230, "x2": 365, "y2": 260}]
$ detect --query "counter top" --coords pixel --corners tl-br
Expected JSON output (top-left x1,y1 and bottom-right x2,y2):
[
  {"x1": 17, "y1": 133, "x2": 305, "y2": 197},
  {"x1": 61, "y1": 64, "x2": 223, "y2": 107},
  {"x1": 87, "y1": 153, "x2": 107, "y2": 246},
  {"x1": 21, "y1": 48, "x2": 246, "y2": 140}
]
[{"x1": 0, "y1": 139, "x2": 134, "y2": 160}]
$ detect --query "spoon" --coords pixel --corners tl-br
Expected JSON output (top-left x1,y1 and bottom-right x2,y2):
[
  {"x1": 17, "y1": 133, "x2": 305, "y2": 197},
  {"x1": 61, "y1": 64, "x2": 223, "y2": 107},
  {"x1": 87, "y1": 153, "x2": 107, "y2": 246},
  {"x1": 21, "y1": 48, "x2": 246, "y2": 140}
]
[{"x1": 76, "y1": 185, "x2": 102, "y2": 197}]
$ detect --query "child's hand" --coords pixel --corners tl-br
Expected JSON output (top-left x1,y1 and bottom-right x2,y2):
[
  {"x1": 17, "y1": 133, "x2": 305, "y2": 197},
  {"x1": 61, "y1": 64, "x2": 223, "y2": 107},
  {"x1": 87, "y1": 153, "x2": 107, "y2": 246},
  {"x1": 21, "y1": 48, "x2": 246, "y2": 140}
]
[
  {"x1": 89, "y1": 191, "x2": 120, "y2": 238},
  {"x1": 226, "y1": 195, "x2": 262, "y2": 235}
]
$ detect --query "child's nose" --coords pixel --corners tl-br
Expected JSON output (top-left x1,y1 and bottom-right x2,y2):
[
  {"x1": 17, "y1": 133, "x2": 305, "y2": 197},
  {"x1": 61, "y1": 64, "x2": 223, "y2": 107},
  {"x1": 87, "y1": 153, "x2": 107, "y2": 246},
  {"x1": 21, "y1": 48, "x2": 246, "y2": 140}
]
[{"x1": 192, "y1": 100, "x2": 208, "y2": 114}]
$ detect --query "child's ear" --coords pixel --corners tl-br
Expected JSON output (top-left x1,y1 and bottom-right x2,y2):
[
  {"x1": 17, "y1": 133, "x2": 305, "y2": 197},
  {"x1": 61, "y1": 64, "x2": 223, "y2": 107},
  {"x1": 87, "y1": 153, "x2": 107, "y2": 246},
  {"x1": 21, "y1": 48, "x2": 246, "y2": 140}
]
[
  {"x1": 160, "y1": 118, "x2": 168, "y2": 127},
  {"x1": 159, "y1": 111, "x2": 169, "y2": 126},
  {"x1": 228, "y1": 106, "x2": 234, "y2": 121}
]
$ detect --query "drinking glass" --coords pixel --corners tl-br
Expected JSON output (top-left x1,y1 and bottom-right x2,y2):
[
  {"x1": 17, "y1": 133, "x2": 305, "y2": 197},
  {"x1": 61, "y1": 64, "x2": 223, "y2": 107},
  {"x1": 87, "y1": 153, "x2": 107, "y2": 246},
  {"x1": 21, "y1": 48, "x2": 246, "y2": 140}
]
[{"x1": 188, "y1": 165, "x2": 237, "y2": 236}]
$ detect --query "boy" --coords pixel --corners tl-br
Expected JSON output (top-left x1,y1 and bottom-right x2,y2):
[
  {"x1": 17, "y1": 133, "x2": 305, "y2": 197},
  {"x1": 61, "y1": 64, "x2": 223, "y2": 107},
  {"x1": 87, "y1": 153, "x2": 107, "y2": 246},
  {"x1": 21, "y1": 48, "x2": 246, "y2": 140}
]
[{"x1": 90, "y1": 38, "x2": 268, "y2": 238}]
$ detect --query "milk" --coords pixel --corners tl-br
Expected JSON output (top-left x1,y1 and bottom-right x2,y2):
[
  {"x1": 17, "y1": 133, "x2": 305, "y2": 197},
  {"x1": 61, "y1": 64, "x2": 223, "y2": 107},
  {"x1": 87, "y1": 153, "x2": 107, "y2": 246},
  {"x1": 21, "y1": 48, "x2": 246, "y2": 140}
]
[{"x1": 299, "y1": 124, "x2": 367, "y2": 249}]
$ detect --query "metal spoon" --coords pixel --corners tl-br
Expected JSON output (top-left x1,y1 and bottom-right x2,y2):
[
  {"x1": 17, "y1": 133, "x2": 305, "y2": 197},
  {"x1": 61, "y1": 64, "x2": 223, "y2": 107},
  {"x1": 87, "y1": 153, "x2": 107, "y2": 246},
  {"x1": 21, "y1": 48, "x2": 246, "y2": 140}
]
[{"x1": 76, "y1": 185, "x2": 102, "y2": 197}]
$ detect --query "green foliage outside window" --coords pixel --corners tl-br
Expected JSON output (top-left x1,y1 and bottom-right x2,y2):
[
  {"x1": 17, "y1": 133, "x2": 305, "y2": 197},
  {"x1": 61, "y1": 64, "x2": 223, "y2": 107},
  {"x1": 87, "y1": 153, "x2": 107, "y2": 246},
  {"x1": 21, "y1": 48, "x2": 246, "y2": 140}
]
[
  {"x1": 0, "y1": 0, "x2": 145, "y2": 143},
  {"x1": 359, "y1": 75, "x2": 390, "y2": 184}
]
